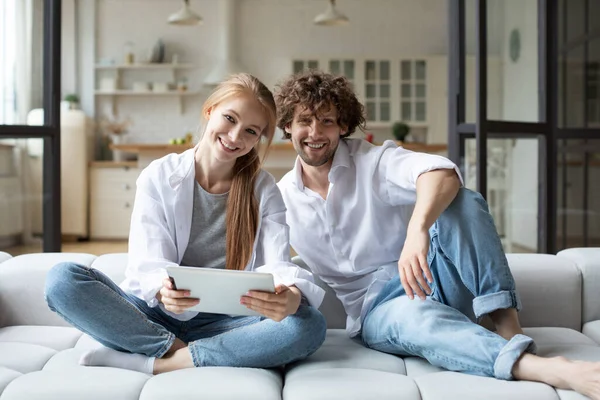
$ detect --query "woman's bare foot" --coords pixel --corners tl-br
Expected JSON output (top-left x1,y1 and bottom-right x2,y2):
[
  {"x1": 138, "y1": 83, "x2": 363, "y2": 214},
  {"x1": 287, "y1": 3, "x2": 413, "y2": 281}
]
[
  {"x1": 489, "y1": 308, "x2": 524, "y2": 340},
  {"x1": 153, "y1": 346, "x2": 195, "y2": 374},
  {"x1": 513, "y1": 354, "x2": 600, "y2": 399}
]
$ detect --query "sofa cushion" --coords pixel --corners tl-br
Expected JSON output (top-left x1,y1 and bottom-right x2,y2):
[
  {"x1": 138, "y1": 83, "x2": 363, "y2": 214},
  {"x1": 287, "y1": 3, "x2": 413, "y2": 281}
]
[
  {"x1": 583, "y1": 320, "x2": 600, "y2": 344},
  {"x1": 285, "y1": 329, "x2": 406, "y2": 375},
  {"x1": 524, "y1": 327, "x2": 598, "y2": 347},
  {"x1": 139, "y1": 368, "x2": 283, "y2": 400},
  {"x1": 0, "y1": 343, "x2": 56, "y2": 374},
  {"x1": 414, "y1": 372, "x2": 559, "y2": 400},
  {"x1": 0, "y1": 326, "x2": 82, "y2": 351},
  {"x1": 291, "y1": 256, "x2": 346, "y2": 329},
  {"x1": 507, "y1": 254, "x2": 581, "y2": 330},
  {"x1": 557, "y1": 248, "x2": 600, "y2": 323},
  {"x1": 283, "y1": 368, "x2": 421, "y2": 400},
  {"x1": 90, "y1": 253, "x2": 128, "y2": 283},
  {"x1": 0, "y1": 369, "x2": 150, "y2": 400},
  {"x1": 0, "y1": 367, "x2": 21, "y2": 395},
  {"x1": 0, "y1": 252, "x2": 11, "y2": 264},
  {"x1": 0, "y1": 253, "x2": 97, "y2": 327}
]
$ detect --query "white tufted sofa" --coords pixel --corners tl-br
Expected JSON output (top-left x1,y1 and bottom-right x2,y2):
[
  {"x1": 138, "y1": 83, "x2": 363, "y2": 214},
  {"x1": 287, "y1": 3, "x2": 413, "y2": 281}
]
[{"x1": 0, "y1": 248, "x2": 599, "y2": 400}]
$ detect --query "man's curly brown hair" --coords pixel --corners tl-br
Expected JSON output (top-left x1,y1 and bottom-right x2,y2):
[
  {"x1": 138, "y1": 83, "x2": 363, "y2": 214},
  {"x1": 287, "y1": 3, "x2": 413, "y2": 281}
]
[{"x1": 275, "y1": 71, "x2": 366, "y2": 140}]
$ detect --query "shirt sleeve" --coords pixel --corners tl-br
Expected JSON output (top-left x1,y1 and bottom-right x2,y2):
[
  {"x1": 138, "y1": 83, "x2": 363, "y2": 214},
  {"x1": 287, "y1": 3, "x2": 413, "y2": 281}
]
[
  {"x1": 376, "y1": 140, "x2": 464, "y2": 206},
  {"x1": 252, "y1": 173, "x2": 326, "y2": 309},
  {"x1": 125, "y1": 169, "x2": 178, "y2": 307}
]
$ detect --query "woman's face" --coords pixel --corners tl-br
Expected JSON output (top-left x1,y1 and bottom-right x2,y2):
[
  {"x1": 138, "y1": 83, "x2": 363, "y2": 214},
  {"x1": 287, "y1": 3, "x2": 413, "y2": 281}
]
[{"x1": 203, "y1": 94, "x2": 267, "y2": 163}]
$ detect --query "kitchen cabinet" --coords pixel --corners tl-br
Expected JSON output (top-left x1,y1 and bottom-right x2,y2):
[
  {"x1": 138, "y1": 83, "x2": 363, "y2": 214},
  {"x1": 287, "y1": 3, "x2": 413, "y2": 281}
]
[{"x1": 89, "y1": 162, "x2": 140, "y2": 239}]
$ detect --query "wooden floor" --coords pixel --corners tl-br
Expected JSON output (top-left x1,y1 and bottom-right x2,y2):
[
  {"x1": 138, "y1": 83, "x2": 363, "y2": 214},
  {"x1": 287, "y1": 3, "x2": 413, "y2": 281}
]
[{"x1": 3, "y1": 240, "x2": 128, "y2": 257}]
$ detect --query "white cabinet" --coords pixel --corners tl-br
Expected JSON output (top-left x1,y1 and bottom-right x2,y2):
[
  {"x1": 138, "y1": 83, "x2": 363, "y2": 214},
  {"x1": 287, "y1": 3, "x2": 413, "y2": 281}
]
[
  {"x1": 89, "y1": 164, "x2": 140, "y2": 239},
  {"x1": 0, "y1": 177, "x2": 24, "y2": 238}
]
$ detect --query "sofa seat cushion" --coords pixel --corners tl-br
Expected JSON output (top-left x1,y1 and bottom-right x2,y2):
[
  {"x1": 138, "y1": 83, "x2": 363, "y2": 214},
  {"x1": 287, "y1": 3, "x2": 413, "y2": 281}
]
[
  {"x1": 0, "y1": 343, "x2": 57, "y2": 374},
  {"x1": 139, "y1": 368, "x2": 283, "y2": 400},
  {"x1": 1, "y1": 369, "x2": 150, "y2": 400},
  {"x1": 583, "y1": 320, "x2": 600, "y2": 344},
  {"x1": 0, "y1": 326, "x2": 83, "y2": 351},
  {"x1": 0, "y1": 367, "x2": 21, "y2": 395},
  {"x1": 283, "y1": 368, "x2": 421, "y2": 400},
  {"x1": 524, "y1": 327, "x2": 599, "y2": 347},
  {"x1": 414, "y1": 372, "x2": 560, "y2": 400},
  {"x1": 286, "y1": 329, "x2": 406, "y2": 375}
]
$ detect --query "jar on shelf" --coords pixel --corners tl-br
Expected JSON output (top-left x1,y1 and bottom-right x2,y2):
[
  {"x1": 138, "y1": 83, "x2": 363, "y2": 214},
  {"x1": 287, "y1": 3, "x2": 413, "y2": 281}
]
[{"x1": 124, "y1": 41, "x2": 135, "y2": 65}]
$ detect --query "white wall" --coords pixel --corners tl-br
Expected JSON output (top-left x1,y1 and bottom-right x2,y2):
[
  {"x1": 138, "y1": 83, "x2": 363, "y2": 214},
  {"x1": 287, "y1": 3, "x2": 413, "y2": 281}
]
[{"x1": 74, "y1": 0, "x2": 507, "y2": 146}]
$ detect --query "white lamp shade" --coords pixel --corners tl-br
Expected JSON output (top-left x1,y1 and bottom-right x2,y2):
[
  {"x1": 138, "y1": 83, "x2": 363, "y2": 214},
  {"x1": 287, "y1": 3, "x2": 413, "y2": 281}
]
[
  {"x1": 168, "y1": 1, "x2": 202, "y2": 26},
  {"x1": 314, "y1": 0, "x2": 349, "y2": 26}
]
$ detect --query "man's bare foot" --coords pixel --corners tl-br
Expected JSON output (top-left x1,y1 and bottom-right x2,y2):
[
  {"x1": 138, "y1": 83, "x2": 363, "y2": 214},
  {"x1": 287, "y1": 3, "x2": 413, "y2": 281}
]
[
  {"x1": 153, "y1": 346, "x2": 195, "y2": 374},
  {"x1": 489, "y1": 308, "x2": 524, "y2": 340},
  {"x1": 513, "y1": 354, "x2": 600, "y2": 399}
]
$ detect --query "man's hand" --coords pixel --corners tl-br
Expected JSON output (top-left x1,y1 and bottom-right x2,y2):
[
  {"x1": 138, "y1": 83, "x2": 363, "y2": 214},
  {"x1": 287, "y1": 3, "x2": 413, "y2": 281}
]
[
  {"x1": 241, "y1": 284, "x2": 302, "y2": 322},
  {"x1": 157, "y1": 278, "x2": 200, "y2": 314},
  {"x1": 398, "y1": 226, "x2": 433, "y2": 300}
]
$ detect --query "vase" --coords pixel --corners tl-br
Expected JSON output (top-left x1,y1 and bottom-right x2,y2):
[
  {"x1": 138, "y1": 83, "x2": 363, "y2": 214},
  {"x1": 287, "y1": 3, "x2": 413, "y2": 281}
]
[{"x1": 110, "y1": 134, "x2": 126, "y2": 162}]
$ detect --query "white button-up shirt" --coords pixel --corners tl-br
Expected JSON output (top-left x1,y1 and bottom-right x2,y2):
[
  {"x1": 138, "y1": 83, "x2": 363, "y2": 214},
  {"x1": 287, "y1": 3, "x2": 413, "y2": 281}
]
[
  {"x1": 278, "y1": 139, "x2": 462, "y2": 336},
  {"x1": 120, "y1": 146, "x2": 325, "y2": 321}
]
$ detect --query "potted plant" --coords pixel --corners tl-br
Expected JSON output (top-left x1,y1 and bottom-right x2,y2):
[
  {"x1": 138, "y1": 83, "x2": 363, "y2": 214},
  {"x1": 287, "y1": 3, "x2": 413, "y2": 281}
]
[
  {"x1": 64, "y1": 94, "x2": 80, "y2": 110},
  {"x1": 392, "y1": 121, "x2": 410, "y2": 143}
]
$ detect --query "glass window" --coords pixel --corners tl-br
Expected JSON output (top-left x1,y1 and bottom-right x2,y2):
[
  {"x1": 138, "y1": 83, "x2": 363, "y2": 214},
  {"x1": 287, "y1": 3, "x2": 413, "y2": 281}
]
[{"x1": 400, "y1": 60, "x2": 427, "y2": 123}]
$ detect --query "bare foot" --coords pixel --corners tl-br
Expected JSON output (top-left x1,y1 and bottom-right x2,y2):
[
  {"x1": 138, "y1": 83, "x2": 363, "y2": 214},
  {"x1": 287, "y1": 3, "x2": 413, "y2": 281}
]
[
  {"x1": 562, "y1": 360, "x2": 600, "y2": 400},
  {"x1": 153, "y1": 346, "x2": 194, "y2": 374},
  {"x1": 513, "y1": 354, "x2": 600, "y2": 399}
]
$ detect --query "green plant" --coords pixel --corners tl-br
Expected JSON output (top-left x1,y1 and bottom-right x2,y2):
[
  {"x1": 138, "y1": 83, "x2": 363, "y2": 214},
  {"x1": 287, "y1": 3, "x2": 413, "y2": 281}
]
[
  {"x1": 392, "y1": 121, "x2": 410, "y2": 141},
  {"x1": 64, "y1": 94, "x2": 79, "y2": 103}
]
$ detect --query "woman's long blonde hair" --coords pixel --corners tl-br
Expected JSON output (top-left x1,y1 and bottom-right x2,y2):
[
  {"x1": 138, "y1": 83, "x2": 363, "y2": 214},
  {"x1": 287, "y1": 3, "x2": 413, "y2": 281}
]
[{"x1": 201, "y1": 73, "x2": 276, "y2": 271}]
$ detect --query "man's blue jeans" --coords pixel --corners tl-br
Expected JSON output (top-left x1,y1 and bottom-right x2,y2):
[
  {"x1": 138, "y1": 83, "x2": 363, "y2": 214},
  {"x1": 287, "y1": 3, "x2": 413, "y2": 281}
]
[
  {"x1": 360, "y1": 188, "x2": 536, "y2": 380},
  {"x1": 44, "y1": 263, "x2": 326, "y2": 368}
]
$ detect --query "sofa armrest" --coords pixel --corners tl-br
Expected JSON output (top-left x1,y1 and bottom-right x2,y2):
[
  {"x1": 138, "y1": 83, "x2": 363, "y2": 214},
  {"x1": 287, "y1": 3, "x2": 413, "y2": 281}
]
[{"x1": 557, "y1": 248, "x2": 600, "y2": 324}]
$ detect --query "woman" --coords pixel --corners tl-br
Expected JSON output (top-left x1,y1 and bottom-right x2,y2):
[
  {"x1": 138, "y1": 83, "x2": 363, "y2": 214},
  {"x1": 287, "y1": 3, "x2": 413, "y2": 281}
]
[{"x1": 44, "y1": 73, "x2": 327, "y2": 375}]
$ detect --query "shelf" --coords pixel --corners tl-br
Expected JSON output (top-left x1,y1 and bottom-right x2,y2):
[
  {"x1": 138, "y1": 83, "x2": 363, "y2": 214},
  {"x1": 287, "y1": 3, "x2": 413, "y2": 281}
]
[
  {"x1": 95, "y1": 90, "x2": 199, "y2": 96},
  {"x1": 95, "y1": 63, "x2": 195, "y2": 70}
]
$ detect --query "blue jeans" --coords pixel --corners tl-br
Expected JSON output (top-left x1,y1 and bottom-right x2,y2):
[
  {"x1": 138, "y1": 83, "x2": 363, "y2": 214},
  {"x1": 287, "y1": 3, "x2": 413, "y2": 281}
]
[
  {"x1": 360, "y1": 188, "x2": 536, "y2": 380},
  {"x1": 44, "y1": 263, "x2": 326, "y2": 368}
]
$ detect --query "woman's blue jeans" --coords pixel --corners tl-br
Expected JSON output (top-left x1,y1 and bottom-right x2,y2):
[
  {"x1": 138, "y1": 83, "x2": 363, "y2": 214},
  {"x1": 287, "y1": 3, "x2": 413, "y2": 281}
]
[
  {"x1": 360, "y1": 188, "x2": 536, "y2": 380},
  {"x1": 44, "y1": 263, "x2": 326, "y2": 368}
]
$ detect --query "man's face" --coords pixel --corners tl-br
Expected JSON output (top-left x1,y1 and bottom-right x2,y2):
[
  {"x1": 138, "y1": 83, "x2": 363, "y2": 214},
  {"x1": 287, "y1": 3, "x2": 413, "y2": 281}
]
[{"x1": 287, "y1": 104, "x2": 345, "y2": 168}]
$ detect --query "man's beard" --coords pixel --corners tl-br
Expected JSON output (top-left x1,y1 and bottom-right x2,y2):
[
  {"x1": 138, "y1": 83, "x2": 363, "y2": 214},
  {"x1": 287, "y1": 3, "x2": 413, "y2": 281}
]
[{"x1": 297, "y1": 143, "x2": 337, "y2": 167}]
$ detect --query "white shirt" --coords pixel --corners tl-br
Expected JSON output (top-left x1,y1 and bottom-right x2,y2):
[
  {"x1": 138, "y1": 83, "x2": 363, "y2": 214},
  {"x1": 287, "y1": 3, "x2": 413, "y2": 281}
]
[
  {"x1": 120, "y1": 146, "x2": 326, "y2": 321},
  {"x1": 278, "y1": 139, "x2": 462, "y2": 336}
]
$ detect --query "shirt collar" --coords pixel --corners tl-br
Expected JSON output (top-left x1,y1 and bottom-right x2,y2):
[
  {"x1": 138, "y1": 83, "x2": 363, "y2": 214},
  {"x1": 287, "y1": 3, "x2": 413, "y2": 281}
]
[
  {"x1": 291, "y1": 139, "x2": 351, "y2": 191},
  {"x1": 168, "y1": 144, "x2": 198, "y2": 189}
]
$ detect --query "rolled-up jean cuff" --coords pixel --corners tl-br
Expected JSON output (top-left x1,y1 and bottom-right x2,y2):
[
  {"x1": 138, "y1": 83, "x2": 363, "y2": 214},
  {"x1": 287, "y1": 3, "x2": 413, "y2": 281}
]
[
  {"x1": 189, "y1": 343, "x2": 203, "y2": 367},
  {"x1": 493, "y1": 333, "x2": 537, "y2": 380},
  {"x1": 473, "y1": 290, "x2": 522, "y2": 319},
  {"x1": 153, "y1": 331, "x2": 176, "y2": 359}
]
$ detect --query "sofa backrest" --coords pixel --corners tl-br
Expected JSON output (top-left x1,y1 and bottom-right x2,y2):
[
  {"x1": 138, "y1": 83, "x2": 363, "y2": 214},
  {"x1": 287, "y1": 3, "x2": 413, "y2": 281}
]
[
  {"x1": 0, "y1": 251, "x2": 586, "y2": 331},
  {"x1": 297, "y1": 254, "x2": 584, "y2": 331}
]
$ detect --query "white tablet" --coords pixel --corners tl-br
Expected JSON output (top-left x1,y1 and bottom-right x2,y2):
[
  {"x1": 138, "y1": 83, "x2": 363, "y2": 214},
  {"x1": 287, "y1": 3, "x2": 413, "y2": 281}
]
[{"x1": 166, "y1": 266, "x2": 275, "y2": 316}]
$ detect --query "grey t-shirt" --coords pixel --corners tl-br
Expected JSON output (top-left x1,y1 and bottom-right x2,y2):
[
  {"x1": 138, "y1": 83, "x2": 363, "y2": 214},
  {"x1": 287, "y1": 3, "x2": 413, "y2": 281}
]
[{"x1": 180, "y1": 181, "x2": 228, "y2": 269}]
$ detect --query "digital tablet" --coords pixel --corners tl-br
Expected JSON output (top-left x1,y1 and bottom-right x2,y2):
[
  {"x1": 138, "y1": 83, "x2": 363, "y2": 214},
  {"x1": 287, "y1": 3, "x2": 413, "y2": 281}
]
[{"x1": 166, "y1": 266, "x2": 275, "y2": 316}]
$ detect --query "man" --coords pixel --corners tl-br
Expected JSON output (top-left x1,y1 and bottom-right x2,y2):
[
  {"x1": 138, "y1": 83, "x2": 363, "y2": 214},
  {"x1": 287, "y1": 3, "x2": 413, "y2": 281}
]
[{"x1": 274, "y1": 70, "x2": 600, "y2": 399}]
